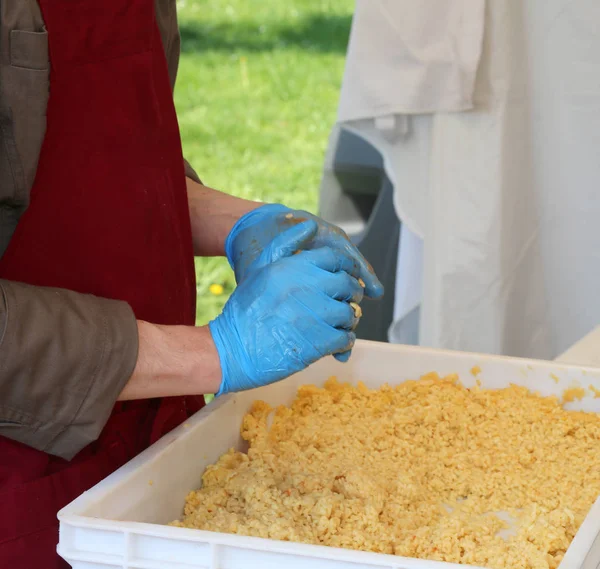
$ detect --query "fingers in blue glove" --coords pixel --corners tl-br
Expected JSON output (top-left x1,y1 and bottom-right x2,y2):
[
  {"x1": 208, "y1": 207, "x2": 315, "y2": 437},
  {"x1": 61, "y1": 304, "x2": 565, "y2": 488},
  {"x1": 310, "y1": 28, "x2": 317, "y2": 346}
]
[
  {"x1": 257, "y1": 231, "x2": 367, "y2": 303},
  {"x1": 276, "y1": 247, "x2": 363, "y2": 366},
  {"x1": 348, "y1": 251, "x2": 384, "y2": 300},
  {"x1": 329, "y1": 296, "x2": 360, "y2": 364},
  {"x1": 296, "y1": 290, "x2": 359, "y2": 331},
  {"x1": 330, "y1": 329, "x2": 356, "y2": 355},
  {"x1": 295, "y1": 269, "x2": 360, "y2": 366},
  {"x1": 210, "y1": 247, "x2": 362, "y2": 396},
  {"x1": 225, "y1": 204, "x2": 291, "y2": 280},
  {"x1": 334, "y1": 350, "x2": 352, "y2": 363},
  {"x1": 227, "y1": 204, "x2": 384, "y2": 300},
  {"x1": 321, "y1": 232, "x2": 383, "y2": 299},
  {"x1": 257, "y1": 219, "x2": 318, "y2": 267},
  {"x1": 300, "y1": 247, "x2": 362, "y2": 279},
  {"x1": 318, "y1": 270, "x2": 364, "y2": 304},
  {"x1": 274, "y1": 212, "x2": 384, "y2": 299}
]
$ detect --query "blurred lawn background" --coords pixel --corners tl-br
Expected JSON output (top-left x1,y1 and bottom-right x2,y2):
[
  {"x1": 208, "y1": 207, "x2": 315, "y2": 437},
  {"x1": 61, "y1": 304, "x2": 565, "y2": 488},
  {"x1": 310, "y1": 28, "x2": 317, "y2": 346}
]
[{"x1": 174, "y1": 0, "x2": 354, "y2": 325}]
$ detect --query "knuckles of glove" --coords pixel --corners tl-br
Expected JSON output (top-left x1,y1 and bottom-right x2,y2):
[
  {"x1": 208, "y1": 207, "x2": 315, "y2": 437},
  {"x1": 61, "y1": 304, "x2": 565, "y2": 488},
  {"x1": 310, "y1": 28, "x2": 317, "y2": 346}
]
[{"x1": 226, "y1": 204, "x2": 384, "y2": 299}]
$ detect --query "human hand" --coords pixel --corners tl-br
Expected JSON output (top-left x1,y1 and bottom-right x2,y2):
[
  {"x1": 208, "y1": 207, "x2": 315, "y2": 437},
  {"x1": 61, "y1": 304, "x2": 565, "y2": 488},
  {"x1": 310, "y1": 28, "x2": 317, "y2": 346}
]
[
  {"x1": 225, "y1": 204, "x2": 384, "y2": 299},
  {"x1": 210, "y1": 221, "x2": 364, "y2": 395}
]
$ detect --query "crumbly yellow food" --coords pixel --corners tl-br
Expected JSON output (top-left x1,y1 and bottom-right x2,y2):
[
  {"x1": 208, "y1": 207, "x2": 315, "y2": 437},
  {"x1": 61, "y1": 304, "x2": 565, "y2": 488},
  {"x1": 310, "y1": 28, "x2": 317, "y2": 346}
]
[
  {"x1": 561, "y1": 387, "x2": 586, "y2": 403},
  {"x1": 349, "y1": 301, "x2": 362, "y2": 318},
  {"x1": 172, "y1": 374, "x2": 600, "y2": 569}
]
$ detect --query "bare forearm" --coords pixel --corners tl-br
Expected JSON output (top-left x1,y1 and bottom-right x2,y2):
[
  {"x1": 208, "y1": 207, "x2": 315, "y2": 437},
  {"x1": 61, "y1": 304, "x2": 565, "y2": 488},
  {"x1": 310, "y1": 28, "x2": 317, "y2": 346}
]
[
  {"x1": 119, "y1": 321, "x2": 222, "y2": 400},
  {"x1": 186, "y1": 177, "x2": 260, "y2": 257}
]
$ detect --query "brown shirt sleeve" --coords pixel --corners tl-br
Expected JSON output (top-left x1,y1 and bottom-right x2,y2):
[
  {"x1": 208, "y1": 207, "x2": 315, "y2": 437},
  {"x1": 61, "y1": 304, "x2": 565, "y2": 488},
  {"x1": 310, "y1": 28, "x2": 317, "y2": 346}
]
[
  {"x1": 0, "y1": 280, "x2": 139, "y2": 459},
  {"x1": 155, "y1": 0, "x2": 202, "y2": 185}
]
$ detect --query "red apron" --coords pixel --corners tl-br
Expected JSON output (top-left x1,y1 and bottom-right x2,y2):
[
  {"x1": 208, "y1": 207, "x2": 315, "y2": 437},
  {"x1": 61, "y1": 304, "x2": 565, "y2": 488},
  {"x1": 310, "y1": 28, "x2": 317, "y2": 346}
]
[{"x1": 0, "y1": 1, "x2": 204, "y2": 567}]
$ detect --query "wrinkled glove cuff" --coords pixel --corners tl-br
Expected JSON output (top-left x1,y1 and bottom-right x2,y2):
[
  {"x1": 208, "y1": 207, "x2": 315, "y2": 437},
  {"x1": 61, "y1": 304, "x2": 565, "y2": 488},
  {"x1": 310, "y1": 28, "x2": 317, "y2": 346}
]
[
  {"x1": 209, "y1": 319, "x2": 231, "y2": 396},
  {"x1": 209, "y1": 316, "x2": 253, "y2": 397}
]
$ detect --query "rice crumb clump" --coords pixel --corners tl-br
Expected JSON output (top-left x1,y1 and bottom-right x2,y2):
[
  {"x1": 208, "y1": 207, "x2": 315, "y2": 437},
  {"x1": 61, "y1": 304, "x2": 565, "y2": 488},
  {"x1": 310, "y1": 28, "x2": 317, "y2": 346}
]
[{"x1": 172, "y1": 374, "x2": 600, "y2": 569}]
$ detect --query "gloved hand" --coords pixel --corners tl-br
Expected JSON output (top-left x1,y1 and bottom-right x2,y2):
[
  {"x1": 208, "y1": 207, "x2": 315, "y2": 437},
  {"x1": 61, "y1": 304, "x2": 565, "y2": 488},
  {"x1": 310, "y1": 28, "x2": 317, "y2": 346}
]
[
  {"x1": 210, "y1": 221, "x2": 364, "y2": 396},
  {"x1": 225, "y1": 204, "x2": 384, "y2": 299}
]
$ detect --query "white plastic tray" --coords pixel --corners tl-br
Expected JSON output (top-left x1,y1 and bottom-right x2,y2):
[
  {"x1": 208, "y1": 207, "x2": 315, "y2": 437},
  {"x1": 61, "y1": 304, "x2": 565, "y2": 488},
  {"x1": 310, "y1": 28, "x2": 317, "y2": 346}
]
[{"x1": 58, "y1": 340, "x2": 600, "y2": 569}]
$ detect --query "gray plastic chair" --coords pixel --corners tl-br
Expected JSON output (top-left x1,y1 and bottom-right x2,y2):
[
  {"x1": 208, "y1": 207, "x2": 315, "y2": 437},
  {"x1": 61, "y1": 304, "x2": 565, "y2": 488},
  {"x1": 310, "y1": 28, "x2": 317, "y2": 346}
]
[{"x1": 318, "y1": 127, "x2": 400, "y2": 342}]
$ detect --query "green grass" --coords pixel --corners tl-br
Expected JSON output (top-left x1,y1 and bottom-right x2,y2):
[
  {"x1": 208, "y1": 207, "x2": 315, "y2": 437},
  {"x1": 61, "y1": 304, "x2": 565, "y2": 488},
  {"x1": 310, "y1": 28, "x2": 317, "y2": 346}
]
[{"x1": 174, "y1": 0, "x2": 354, "y2": 325}]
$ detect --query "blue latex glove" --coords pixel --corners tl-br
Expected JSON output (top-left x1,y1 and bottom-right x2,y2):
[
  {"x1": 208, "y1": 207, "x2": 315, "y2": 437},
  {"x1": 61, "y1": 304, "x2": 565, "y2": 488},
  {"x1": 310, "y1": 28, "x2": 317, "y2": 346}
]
[
  {"x1": 210, "y1": 220, "x2": 364, "y2": 395},
  {"x1": 225, "y1": 204, "x2": 384, "y2": 299}
]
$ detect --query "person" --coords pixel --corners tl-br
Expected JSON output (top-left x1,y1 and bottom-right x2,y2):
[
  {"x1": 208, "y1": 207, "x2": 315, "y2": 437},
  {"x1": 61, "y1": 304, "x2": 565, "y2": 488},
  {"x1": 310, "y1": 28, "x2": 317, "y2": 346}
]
[{"x1": 0, "y1": 1, "x2": 383, "y2": 567}]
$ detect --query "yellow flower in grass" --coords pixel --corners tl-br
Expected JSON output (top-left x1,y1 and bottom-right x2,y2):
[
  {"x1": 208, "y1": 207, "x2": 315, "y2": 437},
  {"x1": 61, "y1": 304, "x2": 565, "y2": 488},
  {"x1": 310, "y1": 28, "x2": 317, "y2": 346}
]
[{"x1": 209, "y1": 284, "x2": 224, "y2": 296}]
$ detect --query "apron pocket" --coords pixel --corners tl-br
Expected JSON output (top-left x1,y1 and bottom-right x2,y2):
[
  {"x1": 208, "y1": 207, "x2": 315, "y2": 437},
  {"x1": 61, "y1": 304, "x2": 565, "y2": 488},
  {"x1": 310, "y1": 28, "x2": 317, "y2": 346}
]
[{"x1": 9, "y1": 29, "x2": 49, "y2": 71}]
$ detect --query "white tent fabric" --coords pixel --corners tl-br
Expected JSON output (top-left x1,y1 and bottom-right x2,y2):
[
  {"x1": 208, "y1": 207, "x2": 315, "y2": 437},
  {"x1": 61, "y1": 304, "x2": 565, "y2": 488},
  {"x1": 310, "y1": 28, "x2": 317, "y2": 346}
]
[
  {"x1": 337, "y1": 0, "x2": 600, "y2": 359},
  {"x1": 338, "y1": 0, "x2": 485, "y2": 121}
]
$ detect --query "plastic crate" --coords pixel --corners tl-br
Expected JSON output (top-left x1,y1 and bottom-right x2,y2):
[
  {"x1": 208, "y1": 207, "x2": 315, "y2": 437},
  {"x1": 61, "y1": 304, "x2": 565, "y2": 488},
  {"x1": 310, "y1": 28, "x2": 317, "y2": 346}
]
[{"x1": 58, "y1": 340, "x2": 600, "y2": 569}]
